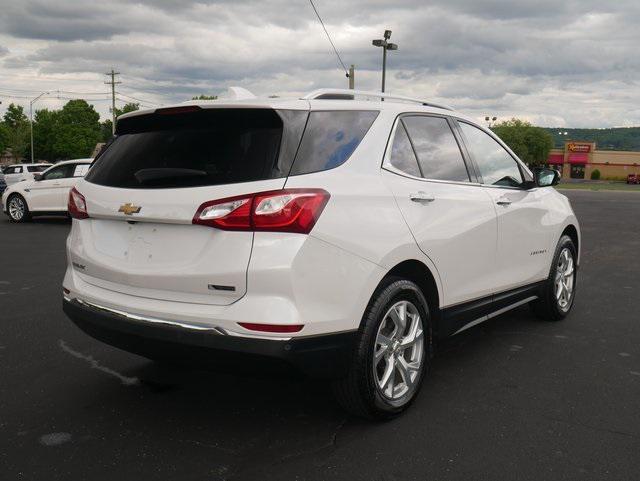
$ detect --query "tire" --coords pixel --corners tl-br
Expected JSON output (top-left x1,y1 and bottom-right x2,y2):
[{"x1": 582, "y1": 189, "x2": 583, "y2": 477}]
[
  {"x1": 530, "y1": 235, "x2": 577, "y2": 321},
  {"x1": 7, "y1": 194, "x2": 31, "y2": 223},
  {"x1": 332, "y1": 278, "x2": 432, "y2": 420}
]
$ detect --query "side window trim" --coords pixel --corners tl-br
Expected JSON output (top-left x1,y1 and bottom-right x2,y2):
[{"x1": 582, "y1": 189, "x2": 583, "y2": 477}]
[
  {"x1": 448, "y1": 118, "x2": 482, "y2": 183},
  {"x1": 398, "y1": 119, "x2": 424, "y2": 178},
  {"x1": 382, "y1": 113, "x2": 480, "y2": 186},
  {"x1": 454, "y1": 119, "x2": 533, "y2": 188}
]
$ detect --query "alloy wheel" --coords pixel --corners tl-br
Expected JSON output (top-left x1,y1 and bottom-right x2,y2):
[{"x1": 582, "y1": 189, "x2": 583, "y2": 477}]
[
  {"x1": 8, "y1": 196, "x2": 25, "y2": 221},
  {"x1": 555, "y1": 247, "x2": 575, "y2": 312},
  {"x1": 373, "y1": 300, "x2": 424, "y2": 401}
]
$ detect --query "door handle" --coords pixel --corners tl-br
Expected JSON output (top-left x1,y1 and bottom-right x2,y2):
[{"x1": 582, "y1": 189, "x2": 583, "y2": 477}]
[
  {"x1": 410, "y1": 192, "x2": 435, "y2": 203},
  {"x1": 496, "y1": 197, "x2": 512, "y2": 206}
]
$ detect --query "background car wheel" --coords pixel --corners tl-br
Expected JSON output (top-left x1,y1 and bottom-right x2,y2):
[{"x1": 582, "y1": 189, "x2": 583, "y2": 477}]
[
  {"x1": 332, "y1": 278, "x2": 432, "y2": 420},
  {"x1": 530, "y1": 235, "x2": 577, "y2": 321},
  {"x1": 7, "y1": 194, "x2": 31, "y2": 223}
]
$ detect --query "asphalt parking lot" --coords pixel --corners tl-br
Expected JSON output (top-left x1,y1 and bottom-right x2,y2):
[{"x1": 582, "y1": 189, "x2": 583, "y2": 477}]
[{"x1": 1, "y1": 190, "x2": 638, "y2": 481}]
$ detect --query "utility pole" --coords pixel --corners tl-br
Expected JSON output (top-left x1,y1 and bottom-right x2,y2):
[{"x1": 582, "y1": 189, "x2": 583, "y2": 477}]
[
  {"x1": 372, "y1": 30, "x2": 398, "y2": 94},
  {"x1": 348, "y1": 65, "x2": 355, "y2": 89},
  {"x1": 30, "y1": 92, "x2": 49, "y2": 163},
  {"x1": 104, "y1": 69, "x2": 121, "y2": 135}
]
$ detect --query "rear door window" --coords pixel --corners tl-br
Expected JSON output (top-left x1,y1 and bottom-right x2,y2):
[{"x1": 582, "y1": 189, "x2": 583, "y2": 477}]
[
  {"x1": 388, "y1": 122, "x2": 421, "y2": 177},
  {"x1": 402, "y1": 116, "x2": 470, "y2": 182},
  {"x1": 85, "y1": 108, "x2": 307, "y2": 189},
  {"x1": 289, "y1": 111, "x2": 378, "y2": 175}
]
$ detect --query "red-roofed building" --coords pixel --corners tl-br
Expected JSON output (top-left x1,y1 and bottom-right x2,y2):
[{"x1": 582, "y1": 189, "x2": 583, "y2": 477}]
[{"x1": 547, "y1": 141, "x2": 640, "y2": 180}]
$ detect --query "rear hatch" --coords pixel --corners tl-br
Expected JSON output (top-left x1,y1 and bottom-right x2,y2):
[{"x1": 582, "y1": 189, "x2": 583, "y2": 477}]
[{"x1": 71, "y1": 105, "x2": 309, "y2": 305}]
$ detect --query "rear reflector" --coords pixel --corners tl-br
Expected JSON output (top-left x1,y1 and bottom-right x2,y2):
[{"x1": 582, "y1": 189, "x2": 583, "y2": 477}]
[
  {"x1": 193, "y1": 188, "x2": 330, "y2": 234},
  {"x1": 68, "y1": 187, "x2": 89, "y2": 219},
  {"x1": 238, "y1": 322, "x2": 304, "y2": 333}
]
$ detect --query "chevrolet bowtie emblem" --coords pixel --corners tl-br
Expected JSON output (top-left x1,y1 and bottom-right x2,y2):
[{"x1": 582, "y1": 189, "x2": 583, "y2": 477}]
[{"x1": 118, "y1": 203, "x2": 141, "y2": 215}]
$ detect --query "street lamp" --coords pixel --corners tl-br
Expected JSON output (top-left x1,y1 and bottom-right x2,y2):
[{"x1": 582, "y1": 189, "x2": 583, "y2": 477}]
[
  {"x1": 485, "y1": 116, "x2": 497, "y2": 128},
  {"x1": 30, "y1": 92, "x2": 49, "y2": 163},
  {"x1": 372, "y1": 29, "x2": 398, "y2": 94}
]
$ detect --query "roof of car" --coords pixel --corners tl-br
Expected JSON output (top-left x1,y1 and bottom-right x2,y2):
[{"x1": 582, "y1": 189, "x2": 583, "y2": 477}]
[
  {"x1": 11, "y1": 163, "x2": 51, "y2": 167},
  {"x1": 53, "y1": 158, "x2": 93, "y2": 165},
  {"x1": 118, "y1": 88, "x2": 478, "y2": 124}
]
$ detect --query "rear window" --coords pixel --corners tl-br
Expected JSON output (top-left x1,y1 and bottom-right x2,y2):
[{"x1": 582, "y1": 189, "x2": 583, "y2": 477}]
[
  {"x1": 289, "y1": 110, "x2": 378, "y2": 175},
  {"x1": 86, "y1": 108, "x2": 307, "y2": 189}
]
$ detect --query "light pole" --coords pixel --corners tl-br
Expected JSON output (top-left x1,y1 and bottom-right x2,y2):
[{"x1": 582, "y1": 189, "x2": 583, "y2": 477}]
[
  {"x1": 30, "y1": 92, "x2": 49, "y2": 163},
  {"x1": 372, "y1": 30, "x2": 398, "y2": 94},
  {"x1": 485, "y1": 116, "x2": 497, "y2": 128}
]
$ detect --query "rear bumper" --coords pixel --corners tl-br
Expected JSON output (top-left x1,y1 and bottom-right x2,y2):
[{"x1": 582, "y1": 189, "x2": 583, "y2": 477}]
[{"x1": 63, "y1": 297, "x2": 357, "y2": 378}]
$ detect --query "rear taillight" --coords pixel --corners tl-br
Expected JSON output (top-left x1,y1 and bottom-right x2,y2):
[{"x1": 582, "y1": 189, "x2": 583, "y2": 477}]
[
  {"x1": 193, "y1": 189, "x2": 330, "y2": 234},
  {"x1": 68, "y1": 187, "x2": 89, "y2": 219}
]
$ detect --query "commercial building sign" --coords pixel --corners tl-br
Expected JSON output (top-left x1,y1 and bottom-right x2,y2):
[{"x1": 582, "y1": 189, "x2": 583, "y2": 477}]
[{"x1": 568, "y1": 143, "x2": 591, "y2": 153}]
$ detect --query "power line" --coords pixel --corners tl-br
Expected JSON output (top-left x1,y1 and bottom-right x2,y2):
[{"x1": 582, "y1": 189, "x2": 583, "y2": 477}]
[
  {"x1": 115, "y1": 96, "x2": 155, "y2": 109},
  {"x1": 308, "y1": 0, "x2": 349, "y2": 77},
  {"x1": 116, "y1": 91, "x2": 160, "y2": 106}
]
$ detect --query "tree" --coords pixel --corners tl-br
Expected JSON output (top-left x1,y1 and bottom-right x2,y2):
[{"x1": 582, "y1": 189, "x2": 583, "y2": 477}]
[
  {"x1": 52, "y1": 100, "x2": 102, "y2": 159},
  {"x1": 491, "y1": 119, "x2": 554, "y2": 168},
  {"x1": 101, "y1": 102, "x2": 140, "y2": 142},
  {"x1": 191, "y1": 95, "x2": 218, "y2": 100},
  {"x1": 0, "y1": 123, "x2": 8, "y2": 155},
  {"x1": 2, "y1": 103, "x2": 30, "y2": 162},
  {"x1": 32, "y1": 109, "x2": 61, "y2": 162}
]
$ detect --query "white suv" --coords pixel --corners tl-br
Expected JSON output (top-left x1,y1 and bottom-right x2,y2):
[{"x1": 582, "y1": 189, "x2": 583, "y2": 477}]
[
  {"x1": 62, "y1": 89, "x2": 580, "y2": 419},
  {"x1": 2, "y1": 163, "x2": 51, "y2": 186}
]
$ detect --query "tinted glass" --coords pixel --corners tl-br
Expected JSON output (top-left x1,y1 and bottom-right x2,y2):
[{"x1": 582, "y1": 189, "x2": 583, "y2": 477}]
[
  {"x1": 402, "y1": 116, "x2": 470, "y2": 182},
  {"x1": 459, "y1": 122, "x2": 523, "y2": 187},
  {"x1": 43, "y1": 165, "x2": 72, "y2": 180},
  {"x1": 86, "y1": 109, "x2": 306, "y2": 189},
  {"x1": 389, "y1": 123, "x2": 421, "y2": 177},
  {"x1": 290, "y1": 111, "x2": 378, "y2": 175},
  {"x1": 28, "y1": 165, "x2": 49, "y2": 172}
]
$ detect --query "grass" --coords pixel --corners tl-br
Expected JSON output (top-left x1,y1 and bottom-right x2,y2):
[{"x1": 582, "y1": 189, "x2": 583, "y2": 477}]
[{"x1": 556, "y1": 182, "x2": 640, "y2": 192}]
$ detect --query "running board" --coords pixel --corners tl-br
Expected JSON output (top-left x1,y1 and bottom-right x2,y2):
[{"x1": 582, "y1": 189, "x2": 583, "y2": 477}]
[{"x1": 452, "y1": 296, "x2": 538, "y2": 336}]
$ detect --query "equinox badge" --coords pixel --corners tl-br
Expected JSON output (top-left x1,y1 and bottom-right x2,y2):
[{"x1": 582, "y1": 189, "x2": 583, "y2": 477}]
[{"x1": 118, "y1": 203, "x2": 141, "y2": 215}]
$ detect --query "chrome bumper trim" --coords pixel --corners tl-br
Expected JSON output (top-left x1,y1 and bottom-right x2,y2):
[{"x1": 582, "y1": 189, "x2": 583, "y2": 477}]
[
  {"x1": 74, "y1": 297, "x2": 228, "y2": 334},
  {"x1": 69, "y1": 297, "x2": 293, "y2": 341}
]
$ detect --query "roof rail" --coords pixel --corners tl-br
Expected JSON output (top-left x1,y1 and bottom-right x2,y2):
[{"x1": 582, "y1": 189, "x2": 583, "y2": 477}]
[{"x1": 301, "y1": 88, "x2": 453, "y2": 111}]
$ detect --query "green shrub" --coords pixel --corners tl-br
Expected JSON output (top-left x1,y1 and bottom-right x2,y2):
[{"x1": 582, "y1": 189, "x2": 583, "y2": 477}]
[{"x1": 591, "y1": 169, "x2": 601, "y2": 180}]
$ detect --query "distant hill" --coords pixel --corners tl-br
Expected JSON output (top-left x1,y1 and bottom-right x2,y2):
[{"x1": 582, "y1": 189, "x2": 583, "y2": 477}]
[{"x1": 544, "y1": 127, "x2": 640, "y2": 151}]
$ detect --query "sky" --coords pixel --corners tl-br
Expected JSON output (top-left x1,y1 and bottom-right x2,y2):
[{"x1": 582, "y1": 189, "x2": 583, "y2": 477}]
[{"x1": 1, "y1": 0, "x2": 639, "y2": 128}]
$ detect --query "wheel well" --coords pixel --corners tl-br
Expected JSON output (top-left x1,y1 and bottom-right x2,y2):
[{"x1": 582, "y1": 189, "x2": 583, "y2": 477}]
[
  {"x1": 7, "y1": 192, "x2": 27, "y2": 208},
  {"x1": 562, "y1": 225, "x2": 579, "y2": 258},
  {"x1": 382, "y1": 259, "x2": 441, "y2": 330}
]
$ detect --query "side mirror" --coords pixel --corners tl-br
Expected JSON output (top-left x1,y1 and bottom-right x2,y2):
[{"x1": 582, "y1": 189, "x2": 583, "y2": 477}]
[
  {"x1": 534, "y1": 168, "x2": 560, "y2": 187},
  {"x1": 33, "y1": 173, "x2": 43, "y2": 181}
]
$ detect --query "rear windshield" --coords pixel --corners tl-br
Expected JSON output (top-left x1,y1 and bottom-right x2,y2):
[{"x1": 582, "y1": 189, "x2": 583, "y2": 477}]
[
  {"x1": 86, "y1": 108, "x2": 307, "y2": 189},
  {"x1": 27, "y1": 165, "x2": 49, "y2": 172}
]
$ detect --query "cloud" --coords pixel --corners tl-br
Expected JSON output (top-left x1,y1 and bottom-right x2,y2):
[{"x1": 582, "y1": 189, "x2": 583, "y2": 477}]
[{"x1": 0, "y1": 0, "x2": 639, "y2": 127}]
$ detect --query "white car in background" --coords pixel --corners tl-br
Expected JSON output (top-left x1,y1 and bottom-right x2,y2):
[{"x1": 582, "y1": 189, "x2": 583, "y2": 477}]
[
  {"x1": 2, "y1": 159, "x2": 92, "y2": 222},
  {"x1": 2, "y1": 163, "x2": 51, "y2": 186}
]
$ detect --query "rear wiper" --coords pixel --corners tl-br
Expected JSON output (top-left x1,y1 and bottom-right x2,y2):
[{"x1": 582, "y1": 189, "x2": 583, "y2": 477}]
[{"x1": 134, "y1": 168, "x2": 207, "y2": 184}]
